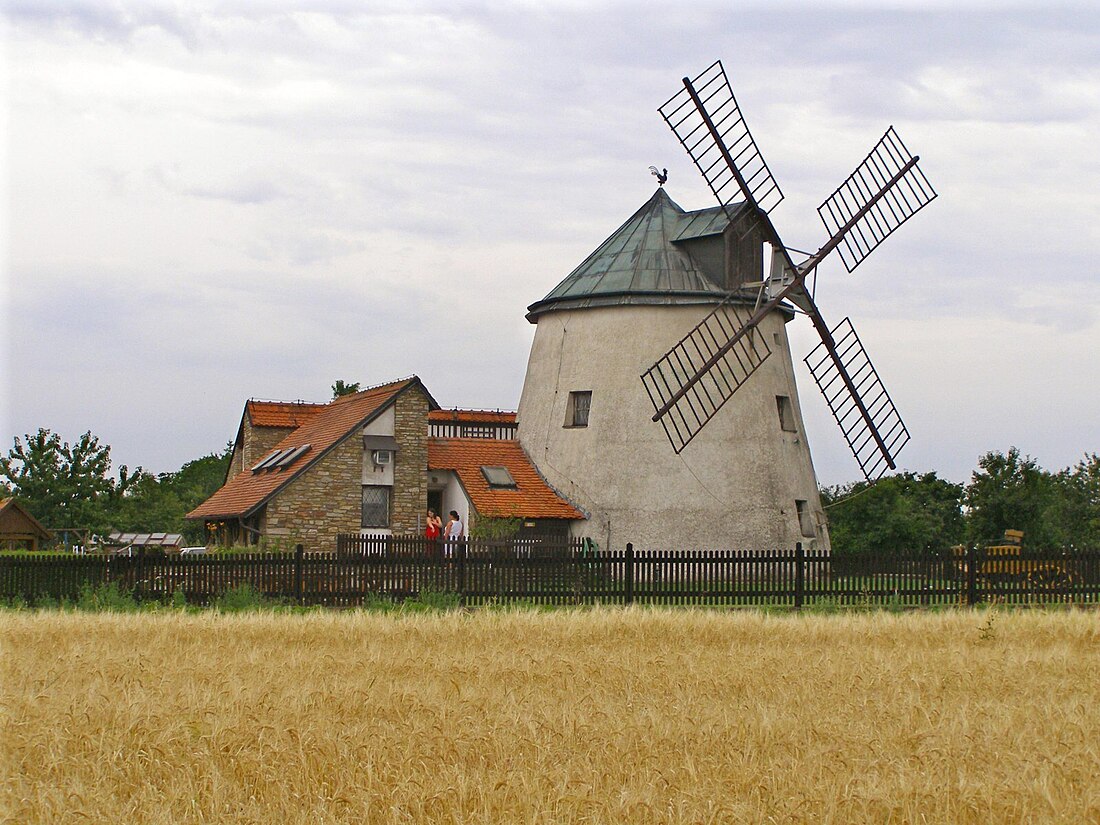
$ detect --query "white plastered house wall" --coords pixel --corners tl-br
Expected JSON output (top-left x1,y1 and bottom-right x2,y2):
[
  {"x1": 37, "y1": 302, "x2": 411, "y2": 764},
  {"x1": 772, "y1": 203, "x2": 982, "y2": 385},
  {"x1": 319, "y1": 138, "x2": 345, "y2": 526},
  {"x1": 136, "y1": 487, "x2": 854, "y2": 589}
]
[{"x1": 361, "y1": 406, "x2": 396, "y2": 537}]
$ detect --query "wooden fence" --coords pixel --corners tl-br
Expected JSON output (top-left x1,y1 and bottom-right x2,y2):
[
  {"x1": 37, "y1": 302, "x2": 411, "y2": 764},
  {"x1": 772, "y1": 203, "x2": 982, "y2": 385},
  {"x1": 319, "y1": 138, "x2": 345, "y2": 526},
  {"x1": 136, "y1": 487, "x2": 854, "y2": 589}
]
[{"x1": 2, "y1": 538, "x2": 1099, "y2": 608}]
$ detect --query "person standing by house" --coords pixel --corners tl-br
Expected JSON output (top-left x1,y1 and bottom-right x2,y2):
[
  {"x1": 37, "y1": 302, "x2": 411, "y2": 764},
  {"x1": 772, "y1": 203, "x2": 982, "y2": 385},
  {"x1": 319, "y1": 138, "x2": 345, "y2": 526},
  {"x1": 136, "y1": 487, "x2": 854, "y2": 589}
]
[
  {"x1": 443, "y1": 510, "x2": 464, "y2": 558},
  {"x1": 444, "y1": 510, "x2": 464, "y2": 541},
  {"x1": 425, "y1": 509, "x2": 443, "y2": 558}
]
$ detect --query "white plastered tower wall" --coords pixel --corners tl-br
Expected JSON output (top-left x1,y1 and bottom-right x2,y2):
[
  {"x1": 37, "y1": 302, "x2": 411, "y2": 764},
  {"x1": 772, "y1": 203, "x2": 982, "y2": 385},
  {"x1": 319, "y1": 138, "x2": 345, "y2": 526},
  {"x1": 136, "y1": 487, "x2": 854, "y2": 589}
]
[
  {"x1": 516, "y1": 187, "x2": 831, "y2": 551},
  {"x1": 517, "y1": 300, "x2": 829, "y2": 552}
]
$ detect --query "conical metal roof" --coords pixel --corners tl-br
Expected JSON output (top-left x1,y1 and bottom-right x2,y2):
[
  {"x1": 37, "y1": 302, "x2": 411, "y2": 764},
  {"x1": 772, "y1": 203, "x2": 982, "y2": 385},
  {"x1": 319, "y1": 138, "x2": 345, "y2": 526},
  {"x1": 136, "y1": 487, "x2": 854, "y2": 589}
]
[{"x1": 526, "y1": 189, "x2": 736, "y2": 321}]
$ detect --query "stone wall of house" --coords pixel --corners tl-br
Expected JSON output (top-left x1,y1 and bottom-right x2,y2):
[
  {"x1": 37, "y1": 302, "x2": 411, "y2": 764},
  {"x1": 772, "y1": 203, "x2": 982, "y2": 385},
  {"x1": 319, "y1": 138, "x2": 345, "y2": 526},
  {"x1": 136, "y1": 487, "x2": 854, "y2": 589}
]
[
  {"x1": 264, "y1": 436, "x2": 361, "y2": 553},
  {"x1": 392, "y1": 388, "x2": 429, "y2": 534}
]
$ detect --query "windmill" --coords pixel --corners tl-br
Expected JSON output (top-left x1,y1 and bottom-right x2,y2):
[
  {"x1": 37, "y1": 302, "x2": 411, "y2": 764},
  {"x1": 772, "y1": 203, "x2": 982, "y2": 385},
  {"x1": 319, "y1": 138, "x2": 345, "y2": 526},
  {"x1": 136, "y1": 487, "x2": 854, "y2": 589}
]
[{"x1": 641, "y1": 60, "x2": 937, "y2": 481}]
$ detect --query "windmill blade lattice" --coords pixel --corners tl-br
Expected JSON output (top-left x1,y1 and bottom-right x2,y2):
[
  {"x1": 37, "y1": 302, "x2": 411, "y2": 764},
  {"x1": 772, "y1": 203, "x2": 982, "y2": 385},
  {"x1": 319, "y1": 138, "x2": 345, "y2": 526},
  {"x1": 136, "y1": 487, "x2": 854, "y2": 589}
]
[
  {"x1": 642, "y1": 301, "x2": 773, "y2": 454},
  {"x1": 658, "y1": 60, "x2": 784, "y2": 216},
  {"x1": 818, "y1": 127, "x2": 937, "y2": 273},
  {"x1": 804, "y1": 317, "x2": 910, "y2": 480}
]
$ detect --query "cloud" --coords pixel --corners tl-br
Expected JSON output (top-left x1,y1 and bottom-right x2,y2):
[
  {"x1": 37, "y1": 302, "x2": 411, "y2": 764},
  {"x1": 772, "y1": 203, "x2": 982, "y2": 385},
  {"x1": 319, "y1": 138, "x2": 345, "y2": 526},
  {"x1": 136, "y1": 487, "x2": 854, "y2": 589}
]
[{"x1": 3, "y1": 2, "x2": 1098, "y2": 485}]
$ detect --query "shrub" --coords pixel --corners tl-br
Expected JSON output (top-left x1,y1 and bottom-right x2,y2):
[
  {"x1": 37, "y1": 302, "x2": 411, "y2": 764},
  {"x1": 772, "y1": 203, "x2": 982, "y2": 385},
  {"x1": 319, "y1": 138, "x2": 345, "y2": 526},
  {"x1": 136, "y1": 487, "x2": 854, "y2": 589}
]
[
  {"x1": 212, "y1": 583, "x2": 271, "y2": 612},
  {"x1": 76, "y1": 582, "x2": 138, "y2": 612}
]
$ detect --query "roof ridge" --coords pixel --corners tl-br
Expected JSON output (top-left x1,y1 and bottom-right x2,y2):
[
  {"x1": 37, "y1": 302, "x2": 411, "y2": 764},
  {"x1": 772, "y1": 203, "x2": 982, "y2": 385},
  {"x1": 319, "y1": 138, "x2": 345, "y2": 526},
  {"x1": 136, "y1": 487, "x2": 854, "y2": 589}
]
[{"x1": 329, "y1": 376, "x2": 417, "y2": 405}]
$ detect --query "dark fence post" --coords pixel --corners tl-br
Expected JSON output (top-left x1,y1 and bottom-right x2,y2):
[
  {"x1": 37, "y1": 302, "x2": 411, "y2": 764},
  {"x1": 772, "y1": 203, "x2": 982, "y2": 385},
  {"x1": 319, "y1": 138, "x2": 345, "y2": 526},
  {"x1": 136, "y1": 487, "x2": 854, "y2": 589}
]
[
  {"x1": 624, "y1": 543, "x2": 634, "y2": 605},
  {"x1": 295, "y1": 543, "x2": 304, "y2": 604},
  {"x1": 966, "y1": 543, "x2": 978, "y2": 607},
  {"x1": 794, "y1": 542, "x2": 804, "y2": 610},
  {"x1": 136, "y1": 544, "x2": 146, "y2": 602},
  {"x1": 456, "y1": 540, "x2": 467, "y2": 606}
]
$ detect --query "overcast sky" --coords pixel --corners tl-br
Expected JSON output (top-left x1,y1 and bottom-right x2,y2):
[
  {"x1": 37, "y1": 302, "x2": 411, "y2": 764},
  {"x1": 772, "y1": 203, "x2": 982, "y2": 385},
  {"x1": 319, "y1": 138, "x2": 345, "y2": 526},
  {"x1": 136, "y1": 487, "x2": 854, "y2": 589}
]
[{"x1": 3, "y1": 1, "x2": 1098, "y2": 487}]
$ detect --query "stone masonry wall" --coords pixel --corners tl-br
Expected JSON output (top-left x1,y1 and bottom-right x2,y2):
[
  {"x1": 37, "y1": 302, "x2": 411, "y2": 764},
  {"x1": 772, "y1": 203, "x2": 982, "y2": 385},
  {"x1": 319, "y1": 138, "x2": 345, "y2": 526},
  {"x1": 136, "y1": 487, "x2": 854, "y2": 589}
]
[
  {"x1": 263, "y1": 436, "x2": 361, "y2": 553},
  {"x1": 392, "y1": 388, "x2": 428, "y2": 534}
]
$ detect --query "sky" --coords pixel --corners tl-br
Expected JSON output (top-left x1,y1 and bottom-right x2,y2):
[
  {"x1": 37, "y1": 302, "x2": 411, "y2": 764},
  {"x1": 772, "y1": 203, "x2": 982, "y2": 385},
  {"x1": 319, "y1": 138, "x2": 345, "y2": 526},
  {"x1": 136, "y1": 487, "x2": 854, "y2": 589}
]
[{"x1": 2, "y1": 1, "x2": 1098, "y2": 488}]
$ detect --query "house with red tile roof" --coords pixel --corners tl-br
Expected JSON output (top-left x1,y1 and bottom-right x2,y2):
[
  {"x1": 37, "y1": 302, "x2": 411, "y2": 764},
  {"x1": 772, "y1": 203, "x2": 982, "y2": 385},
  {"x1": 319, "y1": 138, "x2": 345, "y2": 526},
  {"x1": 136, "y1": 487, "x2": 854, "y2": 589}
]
[{"x1": 187, "y1": 377, "x2": 584, "y2": 552}]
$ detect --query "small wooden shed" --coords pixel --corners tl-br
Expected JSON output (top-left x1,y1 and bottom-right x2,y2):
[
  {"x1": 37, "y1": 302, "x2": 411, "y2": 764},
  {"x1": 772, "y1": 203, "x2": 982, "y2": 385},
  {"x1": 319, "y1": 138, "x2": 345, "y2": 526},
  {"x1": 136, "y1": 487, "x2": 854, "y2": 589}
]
[{"x1": 0, "y1": 498, "x2": 53, "y2": 552}]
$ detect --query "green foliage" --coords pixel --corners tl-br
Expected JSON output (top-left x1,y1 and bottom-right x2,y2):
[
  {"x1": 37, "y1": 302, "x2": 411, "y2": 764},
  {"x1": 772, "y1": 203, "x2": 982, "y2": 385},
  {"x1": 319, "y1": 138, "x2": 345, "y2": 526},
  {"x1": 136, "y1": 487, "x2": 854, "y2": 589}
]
[
  {"x1": 825, "y1": 449, "x2": 1100, "y2": 557},
  {"x1": 113, "y1": 449, "x2": 232, "y2": 542},
  {"x1": 470, "y1": 516, "x2": 523, "y2": 540},
  {"x1": 822, "y1": 472, "x2": 964, "y2": 559},
  {"x1": 964, "y1": 448, "x2": 1067, "y2": 550},
  {"x1": 331, "y1": 380, "x2": 361, "y2": 398},
  {"x1": 1, "y1": 429, "x2": 139, "y2": 533},
  {"x1": 212, "y1": 583, "x2": 273, "y2": 612},
  {"x1": 1053, "y1": 454, "x2": 1100, "y2": 550},
  {"x1": 76, "y1": 582, "x2": 139, "y2": 612},
  {"x1": 412, "y1": 588, "x2": 462, "y2": 611}
]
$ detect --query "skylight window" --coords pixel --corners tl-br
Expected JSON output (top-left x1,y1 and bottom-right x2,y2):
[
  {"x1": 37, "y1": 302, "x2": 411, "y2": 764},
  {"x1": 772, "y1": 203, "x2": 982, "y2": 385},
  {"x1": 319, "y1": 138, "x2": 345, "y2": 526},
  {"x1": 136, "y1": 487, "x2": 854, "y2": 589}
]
[
  {"x1": 481, "y1": 465, "x2": 517, "y2": 489},
  {"x1": 272, "y1": 444, "x2": 311, "y2": 468},
  {"x1": 251, "y1": 444, "x2": 312, "y2": 473},
  {"x1": 250, "y1": 450, "x2": 284, "y2": 472}
]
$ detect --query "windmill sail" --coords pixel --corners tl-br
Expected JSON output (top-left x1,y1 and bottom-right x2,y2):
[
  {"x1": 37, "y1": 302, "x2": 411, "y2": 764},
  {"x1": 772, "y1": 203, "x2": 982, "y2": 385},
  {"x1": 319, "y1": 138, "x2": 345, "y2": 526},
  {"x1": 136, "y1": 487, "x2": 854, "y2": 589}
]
[
  {"x1": 647, "y1": 59, "x2": 933, "y2": 479},
  {"x1": 804, "y1": 317, "x2": 910, "y2": 480},
  {"x1": 817, "y1": 127, "x2": 937, "y2": 273},
  {"x1": 659, "y1": 60, "x2": 784, "y2": 215},
  {"x1": 641, "y1": 301, "x2": 772, "y2": 454}
]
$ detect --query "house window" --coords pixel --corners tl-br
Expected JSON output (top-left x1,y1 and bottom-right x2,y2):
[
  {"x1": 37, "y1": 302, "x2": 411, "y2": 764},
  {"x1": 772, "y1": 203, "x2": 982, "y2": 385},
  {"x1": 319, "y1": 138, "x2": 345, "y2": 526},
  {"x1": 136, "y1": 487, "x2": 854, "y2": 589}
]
[
  {"x1": 565, "y1": 391, "x2": 592, "y2": 428},
  {"x1": 481, "y1": 465, "x2": 517, "y2": 489},
  {"x1": 362, "y1": 486, "x2": 391, "y2": 529},
  {"x1": 795, "y1": 500, "x2": 816, "y2": 538},
  {"x1": 776, "y1": 395, "x2": 797, "y2": 432}
]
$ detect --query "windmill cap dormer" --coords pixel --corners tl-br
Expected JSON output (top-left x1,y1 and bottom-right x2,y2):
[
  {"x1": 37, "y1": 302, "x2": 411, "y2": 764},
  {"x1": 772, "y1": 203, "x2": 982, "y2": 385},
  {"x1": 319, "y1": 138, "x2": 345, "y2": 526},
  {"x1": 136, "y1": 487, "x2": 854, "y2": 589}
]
[{"x1": 525, "y1": 187, "x2": 769, "y2": 322}]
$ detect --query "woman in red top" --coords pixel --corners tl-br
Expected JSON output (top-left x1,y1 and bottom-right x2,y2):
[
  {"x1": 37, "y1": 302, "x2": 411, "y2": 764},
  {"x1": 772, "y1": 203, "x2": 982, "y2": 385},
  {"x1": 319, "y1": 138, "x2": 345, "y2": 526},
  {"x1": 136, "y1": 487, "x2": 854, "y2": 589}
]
[{"x1": 425, "y1": 510, "x2": 443, "y2": 554}]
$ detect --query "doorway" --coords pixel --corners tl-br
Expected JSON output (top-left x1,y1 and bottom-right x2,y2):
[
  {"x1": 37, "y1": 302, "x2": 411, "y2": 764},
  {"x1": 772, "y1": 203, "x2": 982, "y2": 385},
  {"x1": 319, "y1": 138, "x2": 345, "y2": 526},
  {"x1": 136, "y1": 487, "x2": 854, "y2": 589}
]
[{"x1": 427, "y1": 489, "x2": 444, "y2": 519}]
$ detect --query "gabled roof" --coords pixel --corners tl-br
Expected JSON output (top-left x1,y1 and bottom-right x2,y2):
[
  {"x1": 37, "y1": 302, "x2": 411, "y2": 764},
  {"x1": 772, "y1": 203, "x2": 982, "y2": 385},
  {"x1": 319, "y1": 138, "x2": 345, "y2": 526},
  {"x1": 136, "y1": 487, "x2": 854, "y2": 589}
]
[
  {"x1": 0, "y1": 498, "x2": 53, "y2": 539},
  {"x1": 428, "y1": 438, "x2": 584, "y2": 520},
  {"x1": 526, "y1": 188, "x2": 742, "y2": 321},
  {"x1": 429, "y1": 409, "x2": 517, "y2": 425},
  {"x1": 189, "y1": 378, "x2": 430, "y2": 521}
]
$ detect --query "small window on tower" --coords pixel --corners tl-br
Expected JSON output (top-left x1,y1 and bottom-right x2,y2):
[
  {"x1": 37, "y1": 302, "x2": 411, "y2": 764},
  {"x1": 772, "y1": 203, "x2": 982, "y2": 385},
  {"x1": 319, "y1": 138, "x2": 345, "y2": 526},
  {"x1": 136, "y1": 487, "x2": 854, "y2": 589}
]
[
  {"x1": 776, "y1": 396, "x2": 797, "y2": 432},
  {"x1": 565, "y1": 391, "x2": 592, "y2": 428},
  {"x1": 795, "y1": 500, "x2": 816, "y2": 538}
]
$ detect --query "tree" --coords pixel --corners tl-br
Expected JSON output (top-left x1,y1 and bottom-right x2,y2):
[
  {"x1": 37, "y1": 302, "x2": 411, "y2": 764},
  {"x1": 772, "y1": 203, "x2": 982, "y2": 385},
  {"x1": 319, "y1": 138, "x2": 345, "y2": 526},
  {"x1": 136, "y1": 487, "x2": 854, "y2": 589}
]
[
  {"x1": 0, "y1": 429, "x2": 139, "y2": 532},
  {"x1": 821, "y1": 471, "x2": 964, "y2": 559},
  {"x1": 332, "y1": 380, "x2": 360, "y2": 398},
  {"x1": 964, "y1": 447, "x2": 1066, "y2": 550},
  {"x1": 1052, "y1": 453, "x2": 1100, "y2": 550},
  {"x1": 111, "y1": 448, "x2": 233, "y2": 542}
]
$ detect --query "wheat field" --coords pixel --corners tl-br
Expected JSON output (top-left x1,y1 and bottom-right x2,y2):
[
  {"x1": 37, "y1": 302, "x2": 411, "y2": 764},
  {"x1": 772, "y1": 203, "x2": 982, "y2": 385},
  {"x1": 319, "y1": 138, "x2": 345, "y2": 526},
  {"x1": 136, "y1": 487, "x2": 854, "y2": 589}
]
[{"x1": 2, "y1": 608, "x2": 1099, "y2": 824}]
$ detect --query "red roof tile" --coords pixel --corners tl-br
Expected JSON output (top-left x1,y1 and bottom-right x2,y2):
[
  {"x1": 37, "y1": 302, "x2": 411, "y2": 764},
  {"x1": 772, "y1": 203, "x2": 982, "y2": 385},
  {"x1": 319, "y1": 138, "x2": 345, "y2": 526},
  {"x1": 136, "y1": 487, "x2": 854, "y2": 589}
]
[
  {"x1": 189, "y1": 378, "x2": 420, "y2": 521},
  {"x1": 247, "y1": 400, "x2": 327, "y2": 428},
  {"x1": 429, "y1": 409, "x2": 517, "y2": 425},
  {"x1": 428, "y1": 438, "x2": 584, "y2": 520}
]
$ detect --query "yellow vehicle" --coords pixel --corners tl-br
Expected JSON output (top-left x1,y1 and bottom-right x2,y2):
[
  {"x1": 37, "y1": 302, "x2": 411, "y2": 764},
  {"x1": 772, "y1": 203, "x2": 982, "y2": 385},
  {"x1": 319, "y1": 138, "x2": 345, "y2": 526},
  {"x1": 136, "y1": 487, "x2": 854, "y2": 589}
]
[{"x1": 952, "y1": 530, "x2": 1075, "y2": 596}]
